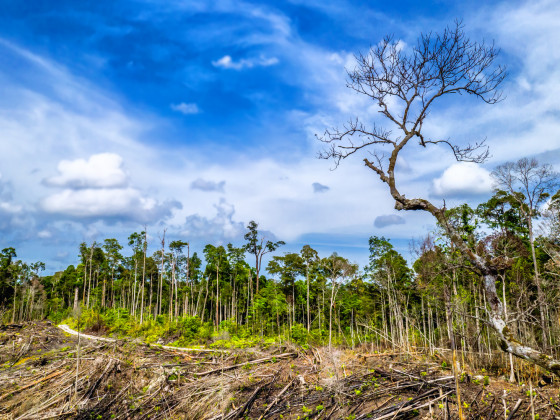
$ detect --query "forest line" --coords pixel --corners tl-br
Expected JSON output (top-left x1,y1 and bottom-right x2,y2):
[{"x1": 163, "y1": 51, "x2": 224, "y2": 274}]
[{"x1": 1, "y1": 184, "x2": 560, "y2": 378}]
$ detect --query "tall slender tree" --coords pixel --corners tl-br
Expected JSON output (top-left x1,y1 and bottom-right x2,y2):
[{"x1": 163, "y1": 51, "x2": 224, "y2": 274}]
[
  {"x1": 301, "y1": 245, "x2": 319, "y2": 331},
  {"x1": 243, "y1": 221, "x2": 284, "y2": 294}
]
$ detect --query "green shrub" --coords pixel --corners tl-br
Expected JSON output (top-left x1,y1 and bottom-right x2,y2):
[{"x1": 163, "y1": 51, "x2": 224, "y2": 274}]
[
  {"x1": 290, "y1": 323, "x2": 308, "y2": 346},
  {"x1": 178, "y1": 316, "x2": 202, "y2": 341}
]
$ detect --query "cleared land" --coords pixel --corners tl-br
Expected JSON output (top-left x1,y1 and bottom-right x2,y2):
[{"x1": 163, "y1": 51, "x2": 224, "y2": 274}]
[{"x1": 1, "y1": 322, "x2": 559, "y2": 419}]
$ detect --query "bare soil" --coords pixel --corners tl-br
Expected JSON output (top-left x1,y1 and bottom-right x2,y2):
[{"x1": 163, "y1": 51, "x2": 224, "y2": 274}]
[{"x1": 1, "y1": 322, "x2": 559, "y2": 419}]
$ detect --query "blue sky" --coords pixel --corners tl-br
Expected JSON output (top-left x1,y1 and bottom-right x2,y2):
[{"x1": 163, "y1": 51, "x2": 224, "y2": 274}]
[{"x1": 1, "y1": 0, "x2": 559, "y2": 272}]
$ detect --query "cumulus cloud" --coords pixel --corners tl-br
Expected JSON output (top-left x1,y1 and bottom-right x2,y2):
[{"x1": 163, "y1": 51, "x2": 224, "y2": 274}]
[
  {"x1": 170, "y1": 102, "x2": 200, "y2": 115},
  {"x1": 190, "y1": 178, "x2": 226, "y2": 192},
  {"x1": 431, "y1": 162, "x2": 493, "y2": 198},
  {"x1": 41, "y1": 187, "x2": 181, "y2": 222},
  {"x1": 312, "y1": 182, "x2": 329, "y2": 193},
  {"x1": 44, "y1": 153, "x2": 128, "y2": 188},
  {"x1": 374, "y1": 214, "x2": 406, "y2": 228},
  {"x1": 180, "y1": 198, "x2": 245, "y2": 242},
  {"x1": 41, "y1": 154, "x2": 181, "y2": 223},
  {"x1": 212, "y1": 55, "x2": 279, "y2": 70}
]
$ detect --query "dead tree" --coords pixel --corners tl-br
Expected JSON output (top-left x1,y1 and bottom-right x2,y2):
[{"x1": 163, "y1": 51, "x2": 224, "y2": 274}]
[{"x1": 319, "y1": 22, "x2": 560, "y2": 375}]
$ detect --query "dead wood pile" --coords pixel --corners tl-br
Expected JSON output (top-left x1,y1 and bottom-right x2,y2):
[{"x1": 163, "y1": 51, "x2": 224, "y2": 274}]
[{"x1": 1, "y1": 322, "x2": 559, "y2": 419}]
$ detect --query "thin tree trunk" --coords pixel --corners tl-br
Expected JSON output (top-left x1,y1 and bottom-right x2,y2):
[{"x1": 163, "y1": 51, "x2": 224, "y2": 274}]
[
  {"x1": 215, "y1": 263, "x2": 219, "y2": 327},
  {"x1": 528, "y1": 218, "x2": 548, "y2": 344},
  {"x1": 12, "y1": 284, "x2": 17, "y2": 323},
  {"x1": 73, "y1": 287, "x2": 79, "y2": 311},
  {"x1": 201, "y1": 277, "x2": 210, "y2": 324},
  {"x1": 306, "y1": 264, "x2": 310, "y2": 332},
  {"x1": 140, "y1": 231, "x2": 147, "y2": 324}
]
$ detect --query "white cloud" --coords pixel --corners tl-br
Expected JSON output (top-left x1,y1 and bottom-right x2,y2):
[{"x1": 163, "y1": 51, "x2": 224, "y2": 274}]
[
  {"x1": 41, "y1": 153, "x2": 181, "y2": 223},
  {"x1": 171, "y1": 102, "x2": 200, "y2": 115},
  {"x1": 0, "y1": 201, "x2": 22, "y2": 214},
  {"x1": 41, "y1": 187, "x2": 180, "y2": 222},
  {"x1": 432, "y1": 163, "x2": 493, "y2": 198},
  {"x1": 212, "y1": 55, "x2": 279, "y2": 70},
  {"x1": 37, "y1": 230, "x2": 52, "y2": 239},
  {"x1": 44, "y1": 153, "x2": 127, "y2": 188}
]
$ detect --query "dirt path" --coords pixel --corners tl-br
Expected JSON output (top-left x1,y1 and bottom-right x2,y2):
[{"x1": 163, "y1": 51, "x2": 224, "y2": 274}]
[
  {"x1": 58, "y1": 324, "x2": 117, "y2": 343},
  {"x1": 57, "y1": 324, "x2": 227, "y2": 353}
]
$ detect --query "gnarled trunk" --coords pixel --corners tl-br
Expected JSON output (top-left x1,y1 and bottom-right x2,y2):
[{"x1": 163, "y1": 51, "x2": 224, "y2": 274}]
[{"x1": 393, "y1": 188, "x2": 560, "y2": 376}]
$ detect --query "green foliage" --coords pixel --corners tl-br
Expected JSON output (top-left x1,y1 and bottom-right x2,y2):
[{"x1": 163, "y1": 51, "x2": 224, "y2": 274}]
[
  {"x1": 178, "y1": 316, "x2": 203, "y2": 341},
  {"x1": 290, "y1": 323, "x2": 308, "y2": 346},
  {"x1": 48, "y1": 307, "x2": 73, "y2": 324}
]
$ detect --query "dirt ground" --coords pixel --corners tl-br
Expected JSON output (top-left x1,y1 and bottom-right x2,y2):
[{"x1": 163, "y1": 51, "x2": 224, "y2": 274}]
[{"x1": 1, "y1": 322, "x2": 559, "y2": 419}]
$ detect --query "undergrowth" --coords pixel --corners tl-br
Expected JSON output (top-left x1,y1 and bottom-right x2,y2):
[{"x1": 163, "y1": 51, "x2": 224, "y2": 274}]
[{"x1": 58, "y1": 307, "x2": 329, "y2": 349}]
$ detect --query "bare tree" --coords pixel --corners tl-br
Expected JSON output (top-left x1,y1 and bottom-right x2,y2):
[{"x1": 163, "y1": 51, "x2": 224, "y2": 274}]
[
  {"x1": 492, "y1": 158, "x2": 559, "y2": 344},
  {"x1": 319, "y1": 22, "x2": 560, "y2": 375}
]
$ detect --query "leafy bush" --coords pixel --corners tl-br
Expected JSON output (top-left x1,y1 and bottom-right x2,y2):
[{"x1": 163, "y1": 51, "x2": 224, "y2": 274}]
[
  {"x1": 290, "y1": 323, "x2": 308, "y2": 346},
  {"x1": 48, "y1": 307, "x2": 72, "y2": 324},
  {"x1": 178, "y1": 316, "x2": 202, "y2": 341}
]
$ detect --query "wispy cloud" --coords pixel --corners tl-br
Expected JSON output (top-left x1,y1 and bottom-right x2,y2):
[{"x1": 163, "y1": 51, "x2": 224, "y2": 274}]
[
  {"x1": 190, "y1": 178, "x2": 225, "y2": 192},
  {"x1": 170, "y1": 102, "x2": 200, "y2": 115},
  {"x1": 374, "y1": 214, "x2": 405, "y2": 228},
  {"x1": 212, "y1": 55, "x2": 279, "y2": 70}
]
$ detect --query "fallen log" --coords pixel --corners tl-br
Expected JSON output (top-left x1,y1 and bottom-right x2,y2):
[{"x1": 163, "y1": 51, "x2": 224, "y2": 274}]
[
  {"x1": 257, "y1": 378, "x2": 295, "y2": 420},
  {"x1": 192, "y1": 353, "x2": 296, "y2": 377},
  {"x1": 0, "y1": 370, "x2": 65, "y2": 402},
  {"x1": 506, "y1": 399, "x2": 523, "y2": 420},
  {"x1": 223, "y1": 381, "x2": 269, "y2": 420}
]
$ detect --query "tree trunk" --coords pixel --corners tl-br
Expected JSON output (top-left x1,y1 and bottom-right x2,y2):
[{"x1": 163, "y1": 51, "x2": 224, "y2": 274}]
[
  {"x1": 170, "y1": 256, "x2": 175, "y2": 320},
  {"x1": 329, "y1": 279, "x2": 336, "y2": 350},
  {"x1": 201, "y1": 277, "x2": 209, "y2": 324},
  {"x1": 132, "y1": 259, "x2": 137, "y2": 316},
  {"x1": 140, "y1": 232, "x2": 147, "y2": 324},
  {"x1": 306, "y1": 265, "x2": 310, "y2": 332},
  {"x1": 73, "y1": 287, "x2": 79, "y2": 311},
  {"x1": 528, "y1": 217, "x2": 548, "y2": 344},
  {"x1": 393, "y1": 193, "x2": 560, "y2": 376},
  {"x1": 101, "y1": 279, "x2": 106, "y2": 308},
  {"x1": 215, "y1": 264, "x2": 219, "y2": 328},
  {"x1": 82, "y1": 260, "x2": 87, "y2": 305},
  {"x1": 12, "y1": 284, "x2": 17, "y2": 323}
]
